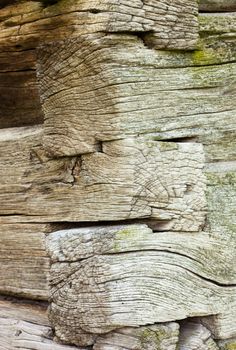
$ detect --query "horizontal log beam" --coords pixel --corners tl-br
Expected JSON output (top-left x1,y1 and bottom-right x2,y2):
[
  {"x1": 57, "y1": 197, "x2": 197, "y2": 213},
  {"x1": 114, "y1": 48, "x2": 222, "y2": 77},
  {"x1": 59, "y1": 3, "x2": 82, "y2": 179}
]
[
  {"x1": 0, "y1": 299, "x2": 81, "y2": 349},
  {"x1": 0, "y1": 0, "x2": 198, "y2": 51},
  {"x1": 37, "y1": 32, "x2": 236, "y2": 162},
  {"x1": 0, "y1": 126, "x2": 206, "y2": 229},
  {"x1": 46, "y1": 223, "x2": 236, "y2": 346},
  {"x1": 0, "y1": 223, "x2": 50, "y2": 300}
]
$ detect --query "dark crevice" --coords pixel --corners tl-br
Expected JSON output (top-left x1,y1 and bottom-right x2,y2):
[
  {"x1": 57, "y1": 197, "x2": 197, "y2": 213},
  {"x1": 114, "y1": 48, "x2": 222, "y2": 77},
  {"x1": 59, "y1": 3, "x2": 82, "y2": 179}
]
[
  {"x1": 0, "y1": 293, "x2": 48, "y2": 308},
  {"x1": 160, "y1": 136, "x2": 199, "y2": 143},
  {"x1": 45, "y1": 218, "x2": 173, "y2": 232},
  {"x1": 95, "y1": 141, "x2": 104, "y2": 153},
  {"x1": 88, "y1": 8, "x2": 101, "y2": 14}
]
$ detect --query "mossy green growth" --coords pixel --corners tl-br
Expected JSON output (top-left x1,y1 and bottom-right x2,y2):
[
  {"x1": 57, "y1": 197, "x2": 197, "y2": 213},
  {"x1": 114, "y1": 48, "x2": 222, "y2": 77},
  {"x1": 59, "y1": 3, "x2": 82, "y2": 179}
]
[
  {"x1": 192, "y1": 47, "x2": 216, "y2": 66},
  {"x1": 206, "y1": 172, "x2": 236, "y2": 186},
  {"x1": 140, "y1": 327, "x2": 167, "y2": 349},
  {"x1": 158, "y1": 141, "x2": 178, "y2": 152},
  {"x1": 222, "y1": 343, "x2": 236, "y2": 350}
]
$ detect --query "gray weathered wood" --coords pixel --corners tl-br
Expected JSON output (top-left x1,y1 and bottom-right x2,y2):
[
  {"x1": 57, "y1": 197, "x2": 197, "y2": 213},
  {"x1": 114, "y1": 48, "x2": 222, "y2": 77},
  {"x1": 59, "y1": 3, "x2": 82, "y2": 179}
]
[
  {"x1": 93, "y1": 323, "x2": 179, "y2": 350},
  {"x1": 37, "y1": 33, "x2": 236, "y2": 161},
  {"x1": 0, "y1": 126, "x2": 206, "y2": 230},
  {"x1": 179, "y1": 322, "x2": 219, "y2": 350},
  {"x1": 46, "y1": 223, "x2": 236, "y2": 346},
  {"x1": 0, "y1": 299, "x2": 83, "y2": 349},
  {"x1": 199, "y1": 1, "x2": 236, "y2": 12},
  {"x1": 218, "y1": 337, "x2": 236, "y2": 349}
]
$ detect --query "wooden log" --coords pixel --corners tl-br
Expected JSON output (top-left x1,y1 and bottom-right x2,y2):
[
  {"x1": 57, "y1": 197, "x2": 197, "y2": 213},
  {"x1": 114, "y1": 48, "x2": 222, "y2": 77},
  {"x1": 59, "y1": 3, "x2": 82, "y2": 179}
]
[
  {"x1": 0, "y1": 126, "x2": 206, "y2": 230},
  {"x1": 0, "y1": 298, "x2": 83, "y2": 349},
  {"x1": 199, "y1": 1, "x2": 236, "y2": 12},
  {"x1": 93, "y1": 323, "x2": 179, "y2": 350},
  {"x1": 0, "y1": 223, "x2": 50, "y2": 300},
  {"x1": 0, "y1": 47, "x2": 44, "y2": 128},
  {"x1": 0, "y1": 70, "x2": 43, "y2": 128},
  {"x1": 46, "y1": 223, "x2": 236, "y2": 346},
  {"x1": 179, "y1": 321, "x2": 219, "y2": 350},
  {"x1": 37, "y1": 33, "x2": 236, "y2": 162},
  {"x1": 0, "y1": 0, "x2": 198, "y2": 51}
]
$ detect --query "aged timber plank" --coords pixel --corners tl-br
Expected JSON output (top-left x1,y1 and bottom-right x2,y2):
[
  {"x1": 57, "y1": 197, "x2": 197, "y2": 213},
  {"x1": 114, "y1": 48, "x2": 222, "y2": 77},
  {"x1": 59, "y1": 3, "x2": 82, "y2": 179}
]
[
  {"x1": 0, "y1": 70, "x2": 43, "y2": 128},
  {"x1": 0, "y1": 0, "x2": 198, "y2": 51},
  {"x1": 93, "y1": 322, "x2": 179, "y2": 350},
  {"x1": 0, "y1": 126, "x2": 206, "y2": 230},
  {"x1": 0, "y1": 47, "x2": 43, "y2": 128},
  {"x1": 199, "y1": 1, "x2": 236, "y2": 12},
  {"x1": 0, "y1": 298, "x2": 82, "y2": 349},
  {"x1": 37, "y1": 33, "x2": 236, "y2": 160},
  {"x1": 197, "y1": 161, "x2": 236, "y2": 340},
  {"x1": 46, "y1": 224, "x2": 236, "y2": 346},
  {"x1": 0, "y1": 223, "x2": 50, "y2": 300}
]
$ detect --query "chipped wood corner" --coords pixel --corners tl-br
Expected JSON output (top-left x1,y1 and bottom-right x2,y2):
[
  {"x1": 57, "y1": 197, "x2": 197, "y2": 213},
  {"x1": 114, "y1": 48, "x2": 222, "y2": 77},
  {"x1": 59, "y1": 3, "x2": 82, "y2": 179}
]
[{"x1": 0, "y1": 0, "x2": 235, "y2": 349}]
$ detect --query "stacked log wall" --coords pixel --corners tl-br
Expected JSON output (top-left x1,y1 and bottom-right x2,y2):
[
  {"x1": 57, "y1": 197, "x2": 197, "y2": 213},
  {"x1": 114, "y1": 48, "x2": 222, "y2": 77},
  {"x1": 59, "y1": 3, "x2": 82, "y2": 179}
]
[{"x1": 0, "y1": 0, "x2": 235, "y2": 349}]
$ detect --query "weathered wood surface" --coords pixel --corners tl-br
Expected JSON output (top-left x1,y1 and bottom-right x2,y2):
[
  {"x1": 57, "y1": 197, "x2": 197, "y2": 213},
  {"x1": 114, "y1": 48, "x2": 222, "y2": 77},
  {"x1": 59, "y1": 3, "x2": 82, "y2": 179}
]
[
  {"x1": 0, "y1": 299, "x2": 82, "y2": 349},
  {"x1": 0, "y1": 126, "x2": 206, "y2": 230},
  {"x1": 199, "y1": 0, "x2": 236, "y2": 12},
  {"x1": 0, "y1": 70, "x2": 43, "y2": 129},
  {"x1": 37, "y1": 33, "x2": 236, "y2": 161},
  {"x1": 46, "y1": 223, "x2": 236, "y2": 345},
  {"x1": 93, "y1": 322, "x2": 179, "y2": 350},
  {"x1": 179, "y1": 322, "x2": 219, "y2": 350},
  {"x1": 218, "y1": 337, "x2": 236, "y2": 350},
  {"x1": 0, "y1": 46, "x2": 43, "y2": 128},
  {"x1": 0, "y1": 223, "x2": 50, "y2": 300},
  {"x1": 0, "y1": 0, "x2": 198, "y2": 51}
]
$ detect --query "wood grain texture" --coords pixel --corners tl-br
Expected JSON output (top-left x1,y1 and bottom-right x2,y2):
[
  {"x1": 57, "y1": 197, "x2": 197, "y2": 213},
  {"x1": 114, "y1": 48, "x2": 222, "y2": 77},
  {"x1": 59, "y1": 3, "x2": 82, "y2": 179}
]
[
  {"x1": 0, "y1": 0, "x2": 198, "y2": 51},
  {"x1": 0, "y1": 47, "x2": 44, "y2": 128},
  {"x1": 179, "y1": 322, "x2": 219, "y2": 350},
  {"x1": 218, "y1": 337, "x2": 236, "y2": 350},
  {"x1": 0, "y1": 299, "x2": 83, "y2": 349},
  {"x1": 0, "y1": 223, "x2": 50, "y2": 300},
  {"x1": 199, "y1": 0, "x2": 236, "y2": 12},
  {"x1": 0, "y1": 70, "x2": 43, "y2": 129},
  {"x1": 93, "y1": 323, "x2": 179, "y2": 350},
  {"x1": 37, "y1": 32, "x2": 236, "y2": 161},
  {"x1": 46, "y1": 224, "x2": 236, "y2": 346},
  {"x1": 0, "y1": 126, "x2": 206, "y2": 230}
]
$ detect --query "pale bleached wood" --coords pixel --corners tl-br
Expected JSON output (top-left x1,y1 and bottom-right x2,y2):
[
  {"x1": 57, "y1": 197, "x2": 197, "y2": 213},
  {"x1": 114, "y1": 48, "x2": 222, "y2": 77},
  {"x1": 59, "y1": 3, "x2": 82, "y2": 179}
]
[
  {"x1": 93, "y1": 323, "x2": 179, "y2": 350},
  {"x1": 0, "y1": 299, "x2": 82, "y2": 350},
  {"x1": 0, "y1": 126, "x2": 206, "y2": 231},
  {"x1": 199, "y1": 1, "x2": 236, "y2": 12},
  {"x1": 37, "y1": 33, "x2": 236, "y2": 161},
  {"x1": 179, "y1": 322, "x2": 219, "y2": 350},
  {"x1": 46, "y1": 224, "x2": 236, "y2": 346},
  {"x1": 0, "y1": 0, "x2": 198, "y2": 51}
]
